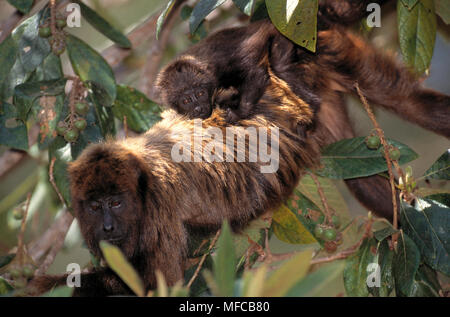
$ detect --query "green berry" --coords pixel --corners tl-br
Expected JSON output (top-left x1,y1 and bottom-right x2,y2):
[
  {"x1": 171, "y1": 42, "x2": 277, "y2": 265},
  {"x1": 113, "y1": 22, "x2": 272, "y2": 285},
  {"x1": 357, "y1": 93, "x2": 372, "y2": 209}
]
[
  {"x1": 64, "y1": 129, "x2": 79, "y2": 143},
  {"x1": 389, "y1": 147, "x2": 401, "y2": 161},
  {"x1": 56, "y1": 19, "x2": 67, "y2": 29},
  {"x1": 56, "y1": 122, "x2": 67, "y2": 136},
  {"x1": 9, "y1": 268, "x2": 21, "y2": 279},
  {"x1": 74, "y1": 118, "x2": 87, "y2": 131},
  {"x1": 331, "y1": 215, "x2": 341, "y2": 228},
  {"x1": 314, "y1": 225, "x2": 324, "y2": 238},
  {"x1": 323, "y1": 228, "x2": 337, "y2": 242},
  {"x1": 52, "y1": 40, "x2": 66, "y2": 56},
  {"x1": 75, "y1": 102, "x2": 89, "y2": 115},
  {"x1": 38, "y1": 26, "x2": 51, "y2": 38},
  {"x1": 12, "y1": 207, "x2": 24, "y2": 220},
  {"x1": 366, "y1": 135, "x2": 381, "y2": 150},
  {"x1": 22, "y1": 265, "x2": 35, "y2": 278}
]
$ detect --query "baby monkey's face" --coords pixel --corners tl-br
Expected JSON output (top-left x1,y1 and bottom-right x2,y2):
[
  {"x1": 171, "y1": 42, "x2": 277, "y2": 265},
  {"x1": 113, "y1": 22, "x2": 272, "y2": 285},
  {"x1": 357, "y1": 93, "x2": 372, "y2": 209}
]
[{"x1": 177, "y1": 86, "x2": 212, "y2": 119}]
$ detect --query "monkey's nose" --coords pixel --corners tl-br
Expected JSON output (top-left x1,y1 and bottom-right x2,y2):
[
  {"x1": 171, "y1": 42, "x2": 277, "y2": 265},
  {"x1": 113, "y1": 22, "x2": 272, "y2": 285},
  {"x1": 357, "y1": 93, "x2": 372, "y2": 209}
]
[
  {"x1": 103, "y1": 223, "x2": 114, "y2": 232},
  {"x1": 193, "y1": 106, "x2": 202, "y2": 115}
]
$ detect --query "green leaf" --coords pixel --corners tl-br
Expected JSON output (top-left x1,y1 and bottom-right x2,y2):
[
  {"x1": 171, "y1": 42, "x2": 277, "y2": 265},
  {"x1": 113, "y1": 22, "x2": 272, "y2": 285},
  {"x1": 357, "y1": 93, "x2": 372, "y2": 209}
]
[
  {"x1": 233, "y1": 218, "x2": 270, "y2": 267},
  {"x1": 66, "y1": 34, "x2": 117, "y2": 102},
  {"x1": 213, "y1": 221, "x2": 236, "y2": 297},
  {"x1": 266, "y1": 0, "x2": 318, "y2": 52},
  {"x1": 251, "y1": 0, "x2": 269, "y2": 21},
  {"x1": 88, "y1": 82, "x2": 116, "y2": 137},
  {"x1": 409, "y1": 264, "x2": 440, "y2": 296},
  {"x1": 11, "y1": 8, "x2": 51, "y2": 73},
  {"x1": 13, "y1": 78, "x2": 67, "y2": 122},
  {"x1": 368, "y1": 240, "x2": 395, "y2": 297},
  {"x1": 233, "y1": 0, "x2": 255, "y2": 16},
  {"x1": 0, "y1": 102, "x2": 28, "y2": 150},
  {"x1": 0, "y1": 35, "x2": 18, "y2": 100},
  {"x1": 262, "y1": 249, "x2": 313, "y2": 296},
  {"x1": 75, "y1": 1, "x2": 131, "y2": 48},
  {"x1": 6, "y1": 0, "x2": 33, "y2": 14},
  {"x1": 0, "y1": 277, "x2": 13, "y2": 295},
  {"x1": 423, "y1": 150, "x2": 449, "y2": 180},
  {"x1": 0, "y1": 254, "x2": 15, "y2": 269},
  {"x1": 393, "y1": 231, "x2": 421, "y2": 296},
  {"x1": 343, "y1": 238, "x2": 378, "y2": 297},
  {"x1": 316, "y1": 137, "x2": 419, "y2": 179},
  {"x1": 285, "y1": 261, "x2": 345, "y2": 296},
  {"x1": 0, "y1": 50, "x2": 29, "y2": 101},
  {"x1": 435, "y1": 0, "x2": 450, "y2": 24},
  {"x1": 32, "y1": 52, "x2": 64, "y2": 81},
  {"x1": 400, "y1": 198, "x2": 450, "y2": 275},
  {"x1": 424, "y1": 193, "x2": 450, "y2": 207},
  {"x1": 156, "y1": 0, "x2": 178, "y2": 39},
  {"x1": 49, "y1": 138, "x2": 72, "y2": 206},
  {"x1": 100, "y1": 241, "x2": 145, "y2": 297},
  {"x1": 272, "y1": 204, "x2": 318, "y2": 244},
  {"x1": 190, "y1": 0, "x2": 227, "y2": 34},
  {"x1": 398, "y1": 0, "x2": 437, "y2": 75},
  {"x1": 374, "y1": 224, "x2": 399, "y2": 242},
  {"x1": 112, "y1": 85, "x2": 162, "y2": 133}
]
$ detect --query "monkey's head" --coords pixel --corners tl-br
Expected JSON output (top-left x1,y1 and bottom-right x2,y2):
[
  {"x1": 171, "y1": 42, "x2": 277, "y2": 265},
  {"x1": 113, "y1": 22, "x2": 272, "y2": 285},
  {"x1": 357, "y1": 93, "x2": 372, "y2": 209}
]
[
  {"x1": 68, "y1": 143, "x2": 149, "y2": 260},
  {"x1": 156, "y1": 56, "x2": 217, "y2": 119}
]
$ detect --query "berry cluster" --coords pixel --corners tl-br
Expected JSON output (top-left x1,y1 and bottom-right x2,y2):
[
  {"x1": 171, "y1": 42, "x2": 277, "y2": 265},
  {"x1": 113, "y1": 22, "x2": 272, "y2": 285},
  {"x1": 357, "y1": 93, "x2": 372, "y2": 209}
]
[
  {"x1": 365, "y1": 134, "x2": 401, "y2": 161},
  {"x1": 38, "y1": 14, "x2": 67, "y2": 56},
  {"x1": 314, "y1": 214, "x2": 343, "y2": 253}
]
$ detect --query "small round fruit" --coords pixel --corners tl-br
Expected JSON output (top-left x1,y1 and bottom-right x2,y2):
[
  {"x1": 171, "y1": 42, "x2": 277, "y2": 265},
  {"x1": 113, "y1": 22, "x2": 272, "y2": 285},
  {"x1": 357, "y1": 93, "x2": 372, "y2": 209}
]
[
  {"x1": 314, "y1": 225, "x2": 324, "y2": 238},
  {"x1": 56, "y1": 122, "x2": 67, "y2": 136},
  {"x1": 56, "y1": 19, "x2": 67, "y2": 29},
  {"x1": 74, "y1": 118, "x2": 87, "y2": 131},
  {"x1": 75, "y1": 102, "x2": 89, "y2": 115},
  {"x1": 366, "y1": 135, "x2": 381, "y2": 149},
  {"x1": 389, "y1": 147, "x2": 401, "y2": 161},
  {"x1": 64, "y1": 129, "x2": 79, "y2": 143},
  {"x1": 52, "y1": 40, "x2": 66, "y2": 56},
  {"x1": 38, "y1": 26, "x2": 51, "y2": 38},
  {"x1": 12, "y1": 207, "x2": 24, "y2": 220},
  {"x1": 9, "y1": 267, "x2": 21, "y2": 279},
  {"x1": 323, "y1": 228, "x2": 337, "y2": 242},
  {"x1": 22, "y1": 265, "x2": 35, "y2": 278},
  {"x1": 331, "y1": 215, "x2": 341, "y2": 228}
]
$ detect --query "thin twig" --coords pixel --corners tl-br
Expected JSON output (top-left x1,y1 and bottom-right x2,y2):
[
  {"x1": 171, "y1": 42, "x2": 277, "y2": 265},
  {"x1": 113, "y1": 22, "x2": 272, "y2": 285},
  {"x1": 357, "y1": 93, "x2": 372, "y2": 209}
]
[
  {"x1": 186, "y1": 229, "x2": 221, "y2": 288},
  {"x1": 355, "y1": 83, "x2": 399, "y2": 242},
  {"x1": 16, "y1": 193, "x2": 32, "y2": 265},
  {"x1": 49, "y1": 157, "x2": 67, "y2": 207},
  {"x1": 308, "y1": 172, "x2": 333, "y2": 223}
]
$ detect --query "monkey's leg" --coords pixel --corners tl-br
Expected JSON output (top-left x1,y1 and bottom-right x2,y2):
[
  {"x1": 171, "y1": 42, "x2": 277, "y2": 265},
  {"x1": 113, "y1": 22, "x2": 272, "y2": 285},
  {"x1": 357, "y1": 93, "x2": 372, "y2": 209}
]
[
  {"x1": 313, "y1": 91, "x2": 397, "y2": 220},
  {"x1": 318, "y1": 28, "x2": 450, "y2": 138}
]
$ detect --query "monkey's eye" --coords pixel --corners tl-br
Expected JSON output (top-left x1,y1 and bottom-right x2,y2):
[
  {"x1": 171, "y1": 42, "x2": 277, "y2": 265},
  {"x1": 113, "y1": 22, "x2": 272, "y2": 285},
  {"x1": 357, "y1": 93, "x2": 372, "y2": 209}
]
[
  {"x1": 196, "y1": 91, "x2": 205, "y2": 98},
  {"x1": 111, "y1": 200, "x2": 121, "y2": 209},
  {"x1": 183, "y1": 97, "x2": 191, "y2": 105},
  {"x1": 90, "y1": 202, "x2": 102, "y2": 212}
]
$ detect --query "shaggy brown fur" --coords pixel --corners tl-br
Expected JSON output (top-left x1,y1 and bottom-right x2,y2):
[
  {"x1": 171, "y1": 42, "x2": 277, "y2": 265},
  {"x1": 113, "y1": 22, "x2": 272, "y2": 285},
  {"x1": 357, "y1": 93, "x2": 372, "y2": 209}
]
[{"x1": 28, "y1": 73, "x2": 318, "y2": 296}]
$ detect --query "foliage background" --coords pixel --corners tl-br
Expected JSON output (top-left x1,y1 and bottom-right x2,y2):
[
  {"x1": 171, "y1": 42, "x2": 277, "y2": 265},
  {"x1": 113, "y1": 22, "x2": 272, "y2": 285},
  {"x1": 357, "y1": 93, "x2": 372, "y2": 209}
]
[{"x1": 0, "y1": 0, "x2": 449, "y2": 296}]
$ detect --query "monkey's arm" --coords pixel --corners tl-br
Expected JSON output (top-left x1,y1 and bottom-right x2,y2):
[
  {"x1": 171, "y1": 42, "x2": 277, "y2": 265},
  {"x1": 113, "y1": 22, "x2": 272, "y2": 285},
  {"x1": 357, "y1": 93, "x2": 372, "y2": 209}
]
[{"x1": 318, "y1": 28, "x2": 450, "y2": 138}]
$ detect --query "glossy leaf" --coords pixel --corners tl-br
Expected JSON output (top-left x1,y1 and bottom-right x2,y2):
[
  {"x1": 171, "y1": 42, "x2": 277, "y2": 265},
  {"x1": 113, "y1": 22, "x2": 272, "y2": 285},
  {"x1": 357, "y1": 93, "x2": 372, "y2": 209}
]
[
  {"x1": 0, "y1": 36, "x2": 18, "y2": 100},
  {"x1": 233, "y1": 0, "x2": 255, "y2": 16},
  {"x1": 75, "y1": 0, "x2": 131, "y2": 48},
  {"x1": 400, "y1": 198, "x2": 450, "y2": 275},
  {"x1": 32, "y1": 53, "x2": 64, "y2": 82},
  {"x1": 0, "y1": 102, "x2": 28, "y2": 150},
  {"x1": 316, "y1": 137, "x2": 418, "y2": 179},
  {"x1": 398, "y1": 0, "x2": 437, "y2": 75},
  {"x1": 6, "y1": 0, "x2": 33, "y2": 14},
  {"x1": 213, "y1": 221, "x2": 236, "y2": 297},
  {"x1": 190, "y1": 0, "x2": 227, "y2": 34},
  {"x1": 262, "y1": 249, "x2": 313, "y2": 296},
  {"x1": 88, "y1": 83, "x2": 116, "y2": 138},
  {"x1": 285, "y1": 261, "x2": 345, "y2": 296},
  {"x1": 66, "y1": 34, "x2": 117, "y2": 102},
  {"x1": 156, "y1": 0, "x2": 177, "y2": 39},
  {"x1": 0, "y1": 277, "x2": 13, "y2": 295},
  {"x1": 112, "y1": 85, "x2": 162, "y2": 133},
  {"x1": 272, "y1": 204, "x2": 318, "y2": 244},
  {"x1": 266, "y1": 0, "x2": 318, "y2": 52},
  {"x1": 423, "y1": 150, "x2": 449, "y2": 180},
  {"x1": 423, "y1": 193, "x2": 450, "y2": 207},
  {"x1": 11, "y1": 8, "x2": 51, "y2": 73},
  {"x1": 100, "y1": 241, "x2": 145, "y2": 297},
  {"x1": 344, "y1": 238, "x2": 378, "y2": 297},
  {"x1": 435, "y1": 0, "x2": 450, "y2": 24},
  {"x1": 393, "y1": 232, "x2": 421, "y2": 297},
  {"x1": 0, "y1": 254, "x2": 15, "y2": 269},
  {"x1": 368, "y1": 240, "x2": 395, "y2": 297}
]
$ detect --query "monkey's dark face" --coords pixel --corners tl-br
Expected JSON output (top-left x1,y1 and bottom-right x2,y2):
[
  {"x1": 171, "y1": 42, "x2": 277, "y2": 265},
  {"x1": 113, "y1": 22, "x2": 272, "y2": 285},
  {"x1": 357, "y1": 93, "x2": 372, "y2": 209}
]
[
  {"x1": 176, "y1": 86, "x2": 212, "y2": 119},
  {"x1": 78, "y1": 191, "x2": 141, "y2": 259}
]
